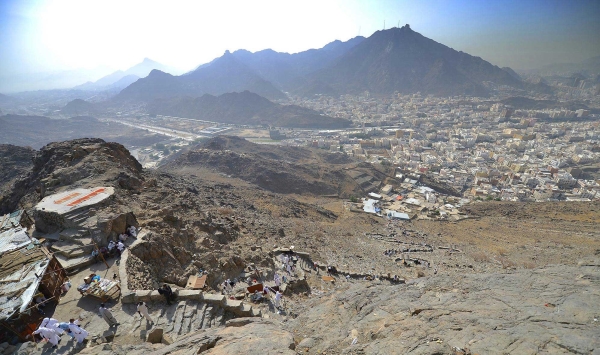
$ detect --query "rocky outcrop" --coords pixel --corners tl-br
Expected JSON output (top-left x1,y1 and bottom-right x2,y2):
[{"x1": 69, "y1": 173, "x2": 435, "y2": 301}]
[
  {"x1": 0, "y1": 145, "x2": 34, "y2": 214},
  {"x1": 289, "y1": 262, "x2": 600, "y2": 354},
  {"x1": 0, "y1": 138, "x2": 143, "y2": 214},
  {"x1": 134, "y1": 318, "x2": 294, "y2": 355}
]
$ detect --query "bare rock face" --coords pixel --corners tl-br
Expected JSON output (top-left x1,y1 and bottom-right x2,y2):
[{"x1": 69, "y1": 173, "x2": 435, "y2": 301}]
[
  {"x1": 97, "y1": 211, "x2": 138, "y2": 244},
  {"x1": 288, "y1": 263, "x2": 600, "y2": 354},
  {"x1": 141, "y1": 319, "x2": 295, "y2": 355},
  {"x1": 41, "y1": 318, "x2": 296, "y2": 355},
  {"x1": 0, "y1": 144, "x2": 34, "y2": 213}
]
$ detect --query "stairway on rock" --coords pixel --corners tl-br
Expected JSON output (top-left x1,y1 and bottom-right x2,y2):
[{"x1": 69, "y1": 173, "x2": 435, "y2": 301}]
[
  {"x1": 62, "y1": 207, "x2": 92, "y2": 227},
  {"x1": 296, "y1": 256, "x2": 314, "y2": 273},
  {"x1": 128, "y1": 299, "x2": 238, "y2": 342}
]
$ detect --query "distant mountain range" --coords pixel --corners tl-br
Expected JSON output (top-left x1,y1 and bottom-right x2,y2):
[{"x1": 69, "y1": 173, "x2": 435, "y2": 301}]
[
  {"x1": 227, "y1": 36, "x2": 366, "y2": 90},
  {"x1": 117, "y1": 26, "x2": 527, "y2": 101},
  {"x1": 147, "y1": 91, "x2": 351, "y2": 128},
  {"x1": 74, "y1": 58, "x2": 173, "y2": 91},
  {"x1": 524, "y1": 56, "x2": 600, "y2": 76},
  {"x1": 115, "y1": 36, "x2": 365, "y2": 102}
]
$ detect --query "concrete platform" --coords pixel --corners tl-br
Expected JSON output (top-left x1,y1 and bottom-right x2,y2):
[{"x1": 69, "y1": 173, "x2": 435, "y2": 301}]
[
  {"x1": 35, "y1": 187, "x2": 114, "y2": 214},
  {"x1": 54, "y1": 253, "x2": 95, "y2": 272},
  {"x1": 50, "y1": 240, "x2": 94, "y2": 257}
]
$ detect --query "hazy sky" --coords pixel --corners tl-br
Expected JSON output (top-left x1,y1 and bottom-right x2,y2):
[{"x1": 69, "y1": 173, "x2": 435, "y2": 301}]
[{"x1": 1, "y1": 0, "x2": 599, "y2": 78}]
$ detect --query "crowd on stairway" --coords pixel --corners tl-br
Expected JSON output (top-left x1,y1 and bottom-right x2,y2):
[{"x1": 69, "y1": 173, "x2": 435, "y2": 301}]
[{"x1": 30, "y1": 317, "x2": 89, "y2": 349}]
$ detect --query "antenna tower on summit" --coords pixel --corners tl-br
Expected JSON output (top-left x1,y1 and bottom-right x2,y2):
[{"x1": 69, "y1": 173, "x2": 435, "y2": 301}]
[{"x1": 383, "y1": 20, "x2": 386, "y2": 29}]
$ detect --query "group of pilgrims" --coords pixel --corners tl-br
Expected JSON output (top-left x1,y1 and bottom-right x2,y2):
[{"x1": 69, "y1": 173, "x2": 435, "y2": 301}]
[
  {"x1": 279, "y1": 253, "x2": 296, "y2": 276},
  {"x1": 31, "y1": 317, "x2": 89, "y2": 349},
  {"x1": 92, "y1": 225, "x2": 137, "y2": 261},
  {"x1": 31, "y1": 303, "x2": 119, "y2": 350}
]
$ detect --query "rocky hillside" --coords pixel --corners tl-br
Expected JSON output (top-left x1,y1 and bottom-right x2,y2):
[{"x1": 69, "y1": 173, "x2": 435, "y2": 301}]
[
  {"x1": 161, "y1": 136, "x2": 390, "y2": 197},
  {"x1": 2, "y1": 138, "x2": 599, "y2": 355},
  {"x1": 147, "y1": 91, "x2": 351, "y2": 128},
  {"x1": 0, "y1": 145, "x2": 34, "y2": 208}
]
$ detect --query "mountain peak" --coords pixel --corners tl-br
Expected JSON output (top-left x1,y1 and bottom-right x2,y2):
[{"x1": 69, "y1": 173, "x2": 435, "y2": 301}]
[{"x1": 299, "y1": 25, "x2": 521, "y2": 96}]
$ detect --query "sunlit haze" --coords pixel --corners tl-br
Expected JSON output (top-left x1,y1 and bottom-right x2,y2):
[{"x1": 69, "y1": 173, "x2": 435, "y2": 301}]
[{"x1": 1, "y1": 0, "x2": 599, "y2": 91}]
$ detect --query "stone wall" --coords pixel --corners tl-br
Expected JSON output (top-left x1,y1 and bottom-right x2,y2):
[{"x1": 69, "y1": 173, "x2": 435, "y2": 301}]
[
  {"x1": 120, "y1": 289, "x2": 261, "y2": 317},
  {"x1": 33, "y1": 209, "x2": 65, "y2": 233}
]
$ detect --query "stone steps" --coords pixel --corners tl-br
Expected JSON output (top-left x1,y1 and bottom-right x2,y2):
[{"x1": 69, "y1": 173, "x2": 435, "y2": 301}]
[
  {"x1": 122, "y1": 289, "x2": 262, "y2": 341},
  {"x1": 62, "y1": 207, "x2": 90, "y2": 220},
  {"x1": 144, "y1": 298, "x2": 236, "y2": 342},
  {"x1": 62, "y1": 208, "x2": 92, "y2": 228},
  {"x1": 58, "y1": 228, "x2": 88, "y2": 241}
]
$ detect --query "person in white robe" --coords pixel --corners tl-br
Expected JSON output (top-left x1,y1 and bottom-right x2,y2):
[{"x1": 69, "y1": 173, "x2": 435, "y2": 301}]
[
  {"x1": 274, "y1": 273, "x2": 281, "y2": 287},
  {"x1": 33, "y1": 327, "x2": 61, "y2": 347},
  {"x1": 128, "y1": 225, "x2": 137, "y2": 237},
  {"x1": 274, "y1": 291, "x2": 283, "y2": 308},
  {"x1": 136, "y1": 302, "x2": 153, "y2": 323},
  {"x1": 99, "y1": 303, "x2": 119, "y2": 327},
  {"x1": 116, "y1": 241, "x2": 125, "y2": 255},
  {"x1": 40, "y1": 318, "x2": 64, "y2": 334},
  {"x1": 68, "y1": 319, "x2": 89, "y2": 344}
]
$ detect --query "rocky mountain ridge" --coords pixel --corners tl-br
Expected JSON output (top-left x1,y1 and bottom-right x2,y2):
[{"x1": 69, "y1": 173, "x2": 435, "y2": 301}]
[
  {"x1": 116, "y1": 54, "x2": 286, "y2": 102},
  {"x1": 147, "y1": 91, "x2": 351, "y2": 128},
  {"x1": 116, "y1": 25, "x2": 526, "y2": 103},
  {"x1": 74, "y1": 58, "x2": 172, "y2": 92}
]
